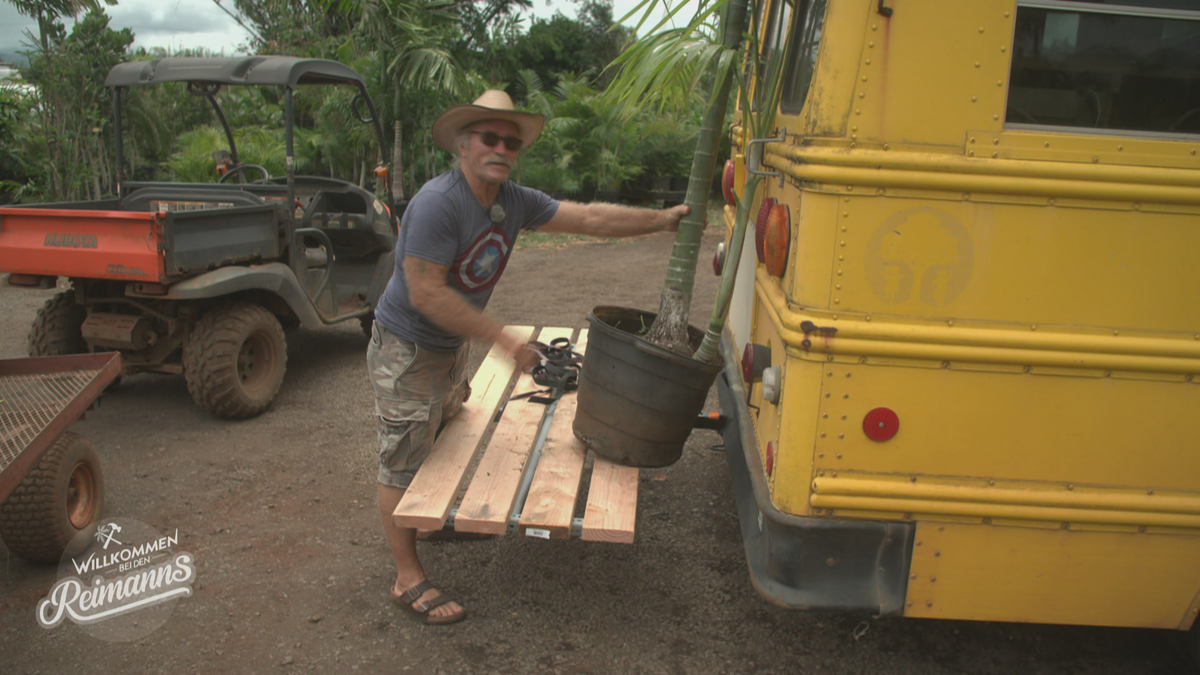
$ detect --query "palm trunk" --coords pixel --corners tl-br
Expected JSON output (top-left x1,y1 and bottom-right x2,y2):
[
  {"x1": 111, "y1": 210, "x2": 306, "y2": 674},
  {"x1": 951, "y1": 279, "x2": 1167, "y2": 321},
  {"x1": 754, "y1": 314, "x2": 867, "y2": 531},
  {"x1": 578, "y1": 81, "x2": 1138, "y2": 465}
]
[{"x1": 643, "y1": 0, "x2": 750, "y2": 357}]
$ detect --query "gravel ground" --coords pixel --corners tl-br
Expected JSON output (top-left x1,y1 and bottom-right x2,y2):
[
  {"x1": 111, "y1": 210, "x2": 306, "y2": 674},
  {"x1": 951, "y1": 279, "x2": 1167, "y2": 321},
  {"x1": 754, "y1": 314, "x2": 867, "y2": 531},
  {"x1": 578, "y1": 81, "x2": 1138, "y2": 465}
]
[{"x1": 0, "y1": 225, "x2": 1193, "y2": 674}]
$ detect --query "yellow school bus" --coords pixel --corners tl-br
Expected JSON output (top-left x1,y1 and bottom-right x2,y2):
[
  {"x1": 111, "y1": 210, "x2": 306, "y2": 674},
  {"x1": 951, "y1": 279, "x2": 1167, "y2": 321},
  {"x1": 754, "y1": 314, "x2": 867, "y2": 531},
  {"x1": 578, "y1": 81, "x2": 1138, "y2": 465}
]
[{"x1": 716, "y1": 0, "x2": 1200, "y2": 648}]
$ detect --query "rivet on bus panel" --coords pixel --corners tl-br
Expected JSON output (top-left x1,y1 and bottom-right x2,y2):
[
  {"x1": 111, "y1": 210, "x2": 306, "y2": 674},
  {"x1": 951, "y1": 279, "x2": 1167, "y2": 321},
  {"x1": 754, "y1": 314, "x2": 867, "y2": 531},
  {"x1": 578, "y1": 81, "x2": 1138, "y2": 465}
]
[
  {"x1": 860, "y1": 357, "x2": 868, "y2": 364},
  {"x1": 1118, "y1": 145, "x2": 1124, "y2": 151},
  {"x1": 983, "y1": 518, "x2": 992, "y2": 524},
  {"x1": 994, "y1": 114, "x2": 1000, "y2": 120},
  {"x1": 1191, "y1": 149, "x2": 1196, "y2": 155},
  {"x1": 819, "y1": 453, "x2": 825, "y2": 458},
  {"x1": 883, "y1": 144, "x2": 890, "y2": 150},
  {"x1": 930, "y1": 577, "x2": 937, "y2": 583},
  {"x1": 979, "y1": 26, "x2": 985, "y2": 33},
  {"x1": 1005, "y1": 11, "x2": 1011, "y2": 17},
  {"x1": 862, "y1": 76, "x2": 868, "y2": 82},
  {"x1": 993, "y1": 138, "x2": 1000, "y2": 145},
  {"x1": 916, "y1": 540, "x2": 923, "y2": 546},
  {"x1": 992, "y1": 152, "x2": 998, "y2": 158},
  {"x1": 836, "y1": 283, "x2": 842, "y2": 289},
  {"x1": 1031, "y1": 324, "x2": 1038, "y2": 331},
  {"x1": 1061, "y1": 523, "x2": 1070, "y2": 530},
  {"x1": 971, "y1": 96, "x2": 978, "y2": 102},
  {"x1": 997, "y1": 80, "x2": 1003, "y2": 87},
  {"x1": 1000, "y1": 46, "x2": 1007, "y2": 52},
  {"x1": 865, "y1": 316, "x2": 871, "y2": 322},
  {"x1": 968, "y1": 150, "x2": 976, "y2": 157},
  {"x1": 926, "y1": 602, "x2": 934, "y2": 608},
  {"x1": 970, "y1": 137, "x2": 977, "y2": 144},
  {"x1": 841, "y1": 226, "x2": 847, "y2": 232},
  {"x1": 1105, "y1": 371, "x2": 1112, "y2": 378},
  {"x1": 911, "y1": 476, "x2": 918, "y2": 483},
  {"x1": 910, "y1": 574, "x2": 917, "y2": 580},
  {"x1": 1113, "y1": 329, "x2": 1119, "y2": 336},
  {"x1": 1134, "y1": 203, "x2": 1141, "y2": 211},
  {"x1": 872, "y1": 24, "x2": 878, "y2": 30},
  {"x1": 841, "y1": 413, "x2": 847, "y2": 419},
  {"x1": 1188, "y1": 375, "x2": 1195, "y2": 382},
  {"x1": 864, "y1": 60, "x2": 871, "y2": 66},
  {"x1": 989, "y1": 480, "x2": 995, "y2": 486},
  {"x1": 859, "y1": 92, "x2": 866, "y2": 99},
  {"x1": 948, "y1": 320, "x2": 955, "y2": 326},
  {"x1": 844, "y1": 394, "x2": 850, "y2": 399},
  {"x1": 1092, "y1": 156, "x2": 1100, "y2": 163},
  {"x1": 1067, "y1": 484, "x2": 1074, "y2": 490},
  {"x1": 975, "y1": 62, "x2": 981, "y2": 68},
  {"x1": 846, "y1": 373, "x2": 852, "y2": 378},
  {"x1": 1148, "y1": 489, "x2": 1155, "y2": 495},
  {"x1": 906, "y1": 601, "x2": 913, "y2": 608},
  {"x1": 934, "y1": 551, "x2": 941, "y2": 557},
  {"x1": 941, "y1": 361, "x2": 950, "y2": 369},
  {"x1": 1138, "y1": 526, "x2": 1147, "y2": 533},
  {"x1": 832, "y1": 472, "x2": 838, "y2": 478},
  {"x1": 869, "y1": 41, "x2": 875, "y2": 48},
  {"x1": 1023, "y1": 366, "x2": 1031, "y2": 373},
  {"x1": 856, "y1": 108, "x2": 862, "y2": 115}
]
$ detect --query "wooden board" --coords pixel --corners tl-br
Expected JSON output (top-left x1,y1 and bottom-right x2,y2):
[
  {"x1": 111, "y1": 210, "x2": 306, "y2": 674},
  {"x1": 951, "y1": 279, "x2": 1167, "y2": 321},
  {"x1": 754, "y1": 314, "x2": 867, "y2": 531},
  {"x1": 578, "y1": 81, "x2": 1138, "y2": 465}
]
[
  {"x1": 392, "y1": 326, "x2": 532, "y2": 531},
  {"x1": 455, "y1": 327, "x2": 574, "y2": 534},
  {"x1": 518, "y1": 330, "x2": 590, "y2": 540},
  {"x1": 581, "y1": 457, "x2": 638, "y2": 544}
]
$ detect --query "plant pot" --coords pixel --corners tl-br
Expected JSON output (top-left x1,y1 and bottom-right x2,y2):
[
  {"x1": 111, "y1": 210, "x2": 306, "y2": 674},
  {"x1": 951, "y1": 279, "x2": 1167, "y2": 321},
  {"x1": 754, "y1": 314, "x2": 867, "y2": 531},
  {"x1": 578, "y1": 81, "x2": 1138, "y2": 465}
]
[{"x1": 573, "y1": 306, "x2": 724, "y2": 468}]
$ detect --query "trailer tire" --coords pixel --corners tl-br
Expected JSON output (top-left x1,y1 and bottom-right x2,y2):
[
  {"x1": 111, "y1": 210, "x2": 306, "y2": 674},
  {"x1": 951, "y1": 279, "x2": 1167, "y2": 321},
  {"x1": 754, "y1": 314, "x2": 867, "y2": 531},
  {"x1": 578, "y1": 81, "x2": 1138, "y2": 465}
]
[
  {"x1": 184, "y1": 302, "x2": 286, "y2": 419},
  {"x1": 0, "y1": 432, "x2": 105, "y2": 564},
  {"x1": 27, "y1": 290, "x2": 87, "y2": 357}
]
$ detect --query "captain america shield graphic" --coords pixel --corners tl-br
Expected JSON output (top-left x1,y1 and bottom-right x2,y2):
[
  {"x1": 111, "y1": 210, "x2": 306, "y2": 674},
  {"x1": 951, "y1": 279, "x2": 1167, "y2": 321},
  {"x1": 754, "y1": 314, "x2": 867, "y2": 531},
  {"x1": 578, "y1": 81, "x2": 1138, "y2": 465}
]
[{"x1": 453, "y1": 227, "x2": 512, "y2": 293}]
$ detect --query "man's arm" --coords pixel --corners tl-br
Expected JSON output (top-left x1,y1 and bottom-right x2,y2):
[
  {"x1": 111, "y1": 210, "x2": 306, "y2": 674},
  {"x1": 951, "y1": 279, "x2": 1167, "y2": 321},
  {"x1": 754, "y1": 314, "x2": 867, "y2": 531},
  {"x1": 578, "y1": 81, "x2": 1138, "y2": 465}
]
[
  {"x1": 538, "y1": 201, "x2": 689, "y2": 238},
  {"x1": 404, "y1": 256, "x2": 538, "y2": 371}
]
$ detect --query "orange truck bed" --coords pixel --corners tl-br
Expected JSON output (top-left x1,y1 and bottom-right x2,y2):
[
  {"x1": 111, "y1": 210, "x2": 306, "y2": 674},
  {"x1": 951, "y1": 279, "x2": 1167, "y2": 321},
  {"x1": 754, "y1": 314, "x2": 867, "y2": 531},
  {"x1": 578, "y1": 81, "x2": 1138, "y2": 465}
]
[
  {"x1": 0, "y1": 200, "x2": 283, "y2": 283},
  {"x1": 0, "y1": 207, "x2": 164, "y2": 282}
]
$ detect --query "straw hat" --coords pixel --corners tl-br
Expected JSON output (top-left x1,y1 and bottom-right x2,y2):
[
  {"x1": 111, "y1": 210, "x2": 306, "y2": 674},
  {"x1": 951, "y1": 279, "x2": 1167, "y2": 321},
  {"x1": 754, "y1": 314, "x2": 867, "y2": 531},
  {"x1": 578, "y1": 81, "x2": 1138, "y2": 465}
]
[{"x1": 431, "y1": 90, "x2": 545, "y2": 153}]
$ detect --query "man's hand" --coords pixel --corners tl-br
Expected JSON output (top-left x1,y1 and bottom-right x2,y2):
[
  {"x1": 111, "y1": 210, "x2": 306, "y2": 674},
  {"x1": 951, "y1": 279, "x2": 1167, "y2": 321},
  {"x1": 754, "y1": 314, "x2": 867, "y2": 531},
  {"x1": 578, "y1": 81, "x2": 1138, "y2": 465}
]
[
  {"x1": 496, "y1": 329, "x2": 540, "y2": 372},
  {"x1": 660, "y1": 204, "x2": 690, "y2": 233}
]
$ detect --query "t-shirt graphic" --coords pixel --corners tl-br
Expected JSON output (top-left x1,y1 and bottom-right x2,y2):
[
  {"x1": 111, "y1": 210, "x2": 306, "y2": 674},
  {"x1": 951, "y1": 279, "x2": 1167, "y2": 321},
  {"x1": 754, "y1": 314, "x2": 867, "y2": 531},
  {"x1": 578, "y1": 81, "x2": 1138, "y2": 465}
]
[{"x1": 453, "y1": 226, "x2": 511, "y2": 293}]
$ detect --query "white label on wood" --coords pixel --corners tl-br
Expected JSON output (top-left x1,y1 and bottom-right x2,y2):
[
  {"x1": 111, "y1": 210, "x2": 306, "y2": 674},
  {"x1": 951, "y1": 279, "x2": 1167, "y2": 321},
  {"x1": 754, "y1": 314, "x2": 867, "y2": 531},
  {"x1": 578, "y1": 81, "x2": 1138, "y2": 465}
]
[{"x1": 524, "y1": 528, "x2": 551, "y2": 540}]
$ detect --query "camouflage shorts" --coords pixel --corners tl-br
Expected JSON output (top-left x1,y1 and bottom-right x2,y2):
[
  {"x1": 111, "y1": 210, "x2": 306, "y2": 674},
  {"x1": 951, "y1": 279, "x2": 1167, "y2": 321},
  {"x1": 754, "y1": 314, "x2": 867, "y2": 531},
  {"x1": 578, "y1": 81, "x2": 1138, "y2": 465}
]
[{"x1": 367, "y1": 322, "x2": 469, "y2": 489}]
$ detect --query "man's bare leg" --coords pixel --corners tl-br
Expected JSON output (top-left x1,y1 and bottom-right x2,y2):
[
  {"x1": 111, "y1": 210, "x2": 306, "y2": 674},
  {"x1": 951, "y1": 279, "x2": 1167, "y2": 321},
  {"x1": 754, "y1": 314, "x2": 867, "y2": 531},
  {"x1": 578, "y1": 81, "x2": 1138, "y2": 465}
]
[{"x1": 378, "y1": 483, "x2": 464, "y2": 620}]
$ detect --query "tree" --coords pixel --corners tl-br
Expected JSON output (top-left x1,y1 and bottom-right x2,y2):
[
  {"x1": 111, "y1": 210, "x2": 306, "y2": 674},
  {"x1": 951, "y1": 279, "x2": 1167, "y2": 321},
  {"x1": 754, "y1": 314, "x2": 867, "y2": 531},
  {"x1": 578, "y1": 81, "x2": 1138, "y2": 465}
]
[
  {"x1": 8, "y1": 0, "x2": 112, "y2": 53},
  {"x1": 21, "y1": 8, "x2": 132, "y2": 201},
  {"x1": 605, "y1": 0, "x2": 749, "y2": 357}
]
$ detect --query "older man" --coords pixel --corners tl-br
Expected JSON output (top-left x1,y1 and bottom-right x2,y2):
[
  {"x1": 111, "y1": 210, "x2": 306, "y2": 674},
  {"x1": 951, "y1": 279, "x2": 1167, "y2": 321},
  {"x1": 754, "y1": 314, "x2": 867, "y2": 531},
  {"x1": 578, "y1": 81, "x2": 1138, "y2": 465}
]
[{"x1": 368, "y1": 90, "x2": 688, "y2": 624}]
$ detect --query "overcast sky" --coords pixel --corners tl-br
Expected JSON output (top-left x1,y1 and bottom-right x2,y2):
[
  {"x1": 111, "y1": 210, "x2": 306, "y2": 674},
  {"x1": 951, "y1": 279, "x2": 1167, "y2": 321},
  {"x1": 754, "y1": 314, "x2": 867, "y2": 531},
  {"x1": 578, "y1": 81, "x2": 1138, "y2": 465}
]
[{"x1": 0, "y1": 0, "x2": 686, "y2": 62}]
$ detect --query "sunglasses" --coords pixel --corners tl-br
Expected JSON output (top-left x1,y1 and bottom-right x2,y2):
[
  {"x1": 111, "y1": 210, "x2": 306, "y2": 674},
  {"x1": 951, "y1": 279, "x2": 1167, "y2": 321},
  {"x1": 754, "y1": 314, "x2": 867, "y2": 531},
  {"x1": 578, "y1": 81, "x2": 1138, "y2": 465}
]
[{"x1": 470, "y1": 130, "x2": 523, "y2": 152}]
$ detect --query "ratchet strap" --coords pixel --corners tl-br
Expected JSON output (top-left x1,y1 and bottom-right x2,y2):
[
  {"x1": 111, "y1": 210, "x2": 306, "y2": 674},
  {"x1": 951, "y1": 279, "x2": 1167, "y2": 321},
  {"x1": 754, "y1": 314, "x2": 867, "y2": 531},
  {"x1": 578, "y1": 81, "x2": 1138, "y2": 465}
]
[{"x1": 510, "y1": 337, "x2": 583, "y2": 405}]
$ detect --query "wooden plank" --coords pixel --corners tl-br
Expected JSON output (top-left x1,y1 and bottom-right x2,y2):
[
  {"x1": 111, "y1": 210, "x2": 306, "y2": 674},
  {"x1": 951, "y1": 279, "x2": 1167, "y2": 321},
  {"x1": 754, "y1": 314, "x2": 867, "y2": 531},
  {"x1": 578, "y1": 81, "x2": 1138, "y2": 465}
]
[
  {"x1": 393, "y1": 326, "x2": 532, "y2": 531},
  {"x1": 581, "y1": 457, "x2": 638, "y2": 544},
  {"x1": 519, "y1": 330, "x2": 589, "y2": 540},
  {"x1": 455, "y1": 327, "x2": 574, "y2": 535}
]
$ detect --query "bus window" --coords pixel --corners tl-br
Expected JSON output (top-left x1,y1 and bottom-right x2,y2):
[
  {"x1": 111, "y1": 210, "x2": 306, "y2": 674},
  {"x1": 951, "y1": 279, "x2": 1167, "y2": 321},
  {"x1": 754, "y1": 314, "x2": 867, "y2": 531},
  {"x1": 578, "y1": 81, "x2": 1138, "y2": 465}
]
[
  {"x1": 780, "y1": 0, "x2": 828, "y2": 115},
  {"x1": 1006, "y1": 1, "x2": 1200, "y2": 135},
  {"x1": 753, "y1": 0, "x2": 793, "y2": 111}
]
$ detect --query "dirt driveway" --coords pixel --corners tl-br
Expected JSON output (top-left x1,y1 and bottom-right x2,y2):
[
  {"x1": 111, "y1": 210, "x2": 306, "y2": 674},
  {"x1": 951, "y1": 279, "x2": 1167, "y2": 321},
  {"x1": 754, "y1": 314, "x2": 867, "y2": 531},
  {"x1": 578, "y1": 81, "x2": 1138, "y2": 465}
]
[{"x1": 0, "y1": 225, "x2": 1191, "y2": 674}]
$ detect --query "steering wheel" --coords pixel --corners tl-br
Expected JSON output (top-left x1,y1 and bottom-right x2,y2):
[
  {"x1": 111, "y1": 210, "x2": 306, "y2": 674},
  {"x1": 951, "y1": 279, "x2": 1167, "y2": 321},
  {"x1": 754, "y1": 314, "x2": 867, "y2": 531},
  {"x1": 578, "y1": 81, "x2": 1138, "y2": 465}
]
[{"x1": 218, "y1": 164, "x2": 270, "y2": 184}]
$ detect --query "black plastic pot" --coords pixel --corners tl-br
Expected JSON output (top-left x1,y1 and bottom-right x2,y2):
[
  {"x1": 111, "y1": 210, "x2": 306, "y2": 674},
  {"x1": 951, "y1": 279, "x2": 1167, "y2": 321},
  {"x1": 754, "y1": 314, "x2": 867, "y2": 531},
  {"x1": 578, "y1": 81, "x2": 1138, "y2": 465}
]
[{"x1": 573, "y1": 306, "x2": 724, "y2": 467}]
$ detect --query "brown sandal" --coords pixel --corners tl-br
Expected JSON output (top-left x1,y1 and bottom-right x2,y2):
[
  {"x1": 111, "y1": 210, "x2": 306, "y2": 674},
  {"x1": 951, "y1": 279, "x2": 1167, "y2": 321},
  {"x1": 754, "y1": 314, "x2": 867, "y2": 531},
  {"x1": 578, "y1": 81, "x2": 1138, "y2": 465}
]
[{"x1": 392, "y1": 581, "x2": 466, "y2": 625}]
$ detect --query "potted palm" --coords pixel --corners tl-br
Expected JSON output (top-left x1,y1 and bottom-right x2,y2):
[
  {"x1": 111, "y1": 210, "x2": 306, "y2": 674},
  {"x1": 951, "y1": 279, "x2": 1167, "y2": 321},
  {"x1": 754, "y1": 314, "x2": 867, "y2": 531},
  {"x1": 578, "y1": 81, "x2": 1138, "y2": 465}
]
[{"x1": 573, "y1": 0, "x2": 796, "y2": 466}]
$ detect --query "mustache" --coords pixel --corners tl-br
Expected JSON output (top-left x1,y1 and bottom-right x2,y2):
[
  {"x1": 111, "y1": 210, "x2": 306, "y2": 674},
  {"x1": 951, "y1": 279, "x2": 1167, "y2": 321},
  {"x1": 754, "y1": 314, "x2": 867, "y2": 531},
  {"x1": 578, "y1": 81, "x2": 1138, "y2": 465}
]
[{"x1": 484, "y1": 155, "x2": 512, "y2": 168}]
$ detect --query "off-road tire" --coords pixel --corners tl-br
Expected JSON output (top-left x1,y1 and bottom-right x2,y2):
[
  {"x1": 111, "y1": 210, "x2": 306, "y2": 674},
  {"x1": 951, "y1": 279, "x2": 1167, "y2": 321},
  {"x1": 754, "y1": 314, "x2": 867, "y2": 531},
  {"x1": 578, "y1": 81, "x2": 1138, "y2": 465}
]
[
  {"x1": 27, "y1": 290, "x2": 87, "y2": 357},
  {"x1": 184, "y1": 302, "x2": 287, "y2": 419},
  {"x1": 0, "y1": 432, "x2": 105, "y2": 563}
]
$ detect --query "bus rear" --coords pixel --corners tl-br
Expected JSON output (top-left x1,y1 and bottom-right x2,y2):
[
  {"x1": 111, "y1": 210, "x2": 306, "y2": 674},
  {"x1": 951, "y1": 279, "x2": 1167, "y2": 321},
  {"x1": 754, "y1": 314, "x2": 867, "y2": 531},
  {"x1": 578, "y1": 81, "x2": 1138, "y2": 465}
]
[{"x1": 717, "y1": 0, "x2": 1200, "y2": 637}]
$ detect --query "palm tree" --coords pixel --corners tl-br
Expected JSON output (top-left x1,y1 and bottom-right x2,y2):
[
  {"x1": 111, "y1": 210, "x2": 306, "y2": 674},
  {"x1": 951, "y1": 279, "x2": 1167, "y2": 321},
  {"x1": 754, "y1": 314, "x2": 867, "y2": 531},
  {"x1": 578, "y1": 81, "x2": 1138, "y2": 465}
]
[
  {"x1": 342, "y1": 0, "x2": 469, "y2": 199},
  {"x1": 604, "y1": 0, "x2": 750, "y2": 359}
]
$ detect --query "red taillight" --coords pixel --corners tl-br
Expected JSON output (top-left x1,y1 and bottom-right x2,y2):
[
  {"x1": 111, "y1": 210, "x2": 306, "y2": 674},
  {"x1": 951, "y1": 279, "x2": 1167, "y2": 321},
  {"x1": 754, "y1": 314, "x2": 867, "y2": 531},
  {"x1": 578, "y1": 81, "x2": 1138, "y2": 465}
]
[
  {"x1": 754, "y1": 198, "x2": 776, "y2": 264},
  {"x1": 765, "y1": 441, "x2": 775, "y2": 475},
  {"x1": 863, "y1": 407, "x2": 900, "y2": 442},
  {"x1": 741, "y1": 342, "x2": 771, "y2": 382},
  {"x1": 764, "y1": 203, "x2": 790, "y2": 277},
  {"x1": 722, "y1": 160, "x2": 736, "y2": 206}
]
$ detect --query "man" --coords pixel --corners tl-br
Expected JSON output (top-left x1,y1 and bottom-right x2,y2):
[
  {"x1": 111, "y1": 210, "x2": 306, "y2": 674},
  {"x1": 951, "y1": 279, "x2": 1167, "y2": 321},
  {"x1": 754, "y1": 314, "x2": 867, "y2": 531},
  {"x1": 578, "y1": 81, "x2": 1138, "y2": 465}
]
[{"x1": 368, "y1": 90, "x2": 689, "y2": 625}]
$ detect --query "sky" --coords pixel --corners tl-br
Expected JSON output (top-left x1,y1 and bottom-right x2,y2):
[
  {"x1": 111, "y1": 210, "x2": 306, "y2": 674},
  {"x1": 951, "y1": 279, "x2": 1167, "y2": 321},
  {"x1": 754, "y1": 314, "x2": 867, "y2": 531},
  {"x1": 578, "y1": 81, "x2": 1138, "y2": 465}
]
[{"x1": 0, "y1": 0, "x2": 689, "y2": 64}]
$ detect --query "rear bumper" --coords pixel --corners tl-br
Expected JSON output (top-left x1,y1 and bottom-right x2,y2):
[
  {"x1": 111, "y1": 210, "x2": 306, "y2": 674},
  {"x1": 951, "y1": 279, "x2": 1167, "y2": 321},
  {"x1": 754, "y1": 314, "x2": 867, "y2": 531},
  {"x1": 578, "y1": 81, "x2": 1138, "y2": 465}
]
[{"x1": 717, "y1": 330, "x2": 914, "y2": 615}]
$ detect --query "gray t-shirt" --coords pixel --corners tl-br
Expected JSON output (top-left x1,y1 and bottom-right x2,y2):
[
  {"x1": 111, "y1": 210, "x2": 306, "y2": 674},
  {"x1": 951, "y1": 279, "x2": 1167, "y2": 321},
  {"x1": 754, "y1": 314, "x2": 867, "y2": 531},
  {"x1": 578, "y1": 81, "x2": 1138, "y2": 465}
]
[{"x1": 374, "y1": 169, "x2": 560, "y2": 349}]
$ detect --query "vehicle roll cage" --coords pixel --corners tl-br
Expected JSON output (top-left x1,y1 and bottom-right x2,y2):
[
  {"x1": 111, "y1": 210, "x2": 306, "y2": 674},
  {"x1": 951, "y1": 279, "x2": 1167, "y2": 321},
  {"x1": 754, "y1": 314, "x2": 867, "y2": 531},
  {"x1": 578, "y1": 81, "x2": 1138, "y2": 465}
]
[{"x1": 104, "y1": 56, "x2": 392, "y2": 207}]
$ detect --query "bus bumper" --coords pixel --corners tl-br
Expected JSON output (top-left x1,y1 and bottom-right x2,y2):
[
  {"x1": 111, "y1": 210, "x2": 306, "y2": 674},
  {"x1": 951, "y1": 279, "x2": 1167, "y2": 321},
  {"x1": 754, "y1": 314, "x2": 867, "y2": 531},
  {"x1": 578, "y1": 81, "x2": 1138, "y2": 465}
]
[{"x1": 716, "y1": 331, "x2": 914, "y2": 616}]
